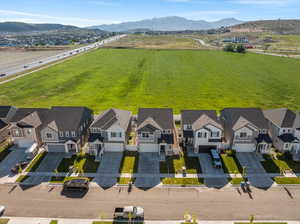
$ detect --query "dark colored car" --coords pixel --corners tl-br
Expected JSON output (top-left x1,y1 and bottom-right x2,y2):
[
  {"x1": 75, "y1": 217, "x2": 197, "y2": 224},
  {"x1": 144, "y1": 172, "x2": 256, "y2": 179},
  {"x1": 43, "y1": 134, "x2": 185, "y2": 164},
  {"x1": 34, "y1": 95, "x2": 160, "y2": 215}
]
[
  {"x1": 63, "y1": 178, "x2": 89, "y2": 191},
  {"x1": 0, "y1": 74, "x2": 6, "y2": 77}
]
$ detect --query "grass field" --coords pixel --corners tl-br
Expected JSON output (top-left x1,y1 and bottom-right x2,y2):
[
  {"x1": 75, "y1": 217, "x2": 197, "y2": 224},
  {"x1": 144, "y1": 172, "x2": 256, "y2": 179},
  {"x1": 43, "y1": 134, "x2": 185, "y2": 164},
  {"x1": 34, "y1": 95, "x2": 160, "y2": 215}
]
[
  {"x1": 104, "y1": 34, "x2": 204, "y2": 49},
  {"x1": 1, "y1": 48, "x2": 300, "y2": 113}
]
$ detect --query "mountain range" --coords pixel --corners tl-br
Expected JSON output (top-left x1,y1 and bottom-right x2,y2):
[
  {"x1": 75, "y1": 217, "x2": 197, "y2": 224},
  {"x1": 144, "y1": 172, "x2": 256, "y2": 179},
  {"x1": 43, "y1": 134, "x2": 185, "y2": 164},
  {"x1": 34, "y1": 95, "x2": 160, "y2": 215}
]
[
  {"x1": 0, "y1": 22, "x2": 81, "y2": 33},
  {"x1": 87, "y1": 16, "x2": 243, "y2": 32}
]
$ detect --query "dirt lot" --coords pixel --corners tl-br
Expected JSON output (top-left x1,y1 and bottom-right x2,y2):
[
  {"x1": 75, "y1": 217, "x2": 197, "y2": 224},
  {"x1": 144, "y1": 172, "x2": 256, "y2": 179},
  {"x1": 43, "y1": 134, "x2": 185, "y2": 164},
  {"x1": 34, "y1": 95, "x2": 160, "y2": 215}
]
[{"x1": 0, "y1": 48, "x2": 66, "y2": 73}]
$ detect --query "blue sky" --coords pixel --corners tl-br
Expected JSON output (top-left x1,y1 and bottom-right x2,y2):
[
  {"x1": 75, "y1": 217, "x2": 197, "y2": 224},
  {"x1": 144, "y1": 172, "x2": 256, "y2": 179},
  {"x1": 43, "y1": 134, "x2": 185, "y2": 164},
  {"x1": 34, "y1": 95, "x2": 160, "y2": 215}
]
[{"x1": 0, "y1": 0, "x2": 300, "y2": 27}]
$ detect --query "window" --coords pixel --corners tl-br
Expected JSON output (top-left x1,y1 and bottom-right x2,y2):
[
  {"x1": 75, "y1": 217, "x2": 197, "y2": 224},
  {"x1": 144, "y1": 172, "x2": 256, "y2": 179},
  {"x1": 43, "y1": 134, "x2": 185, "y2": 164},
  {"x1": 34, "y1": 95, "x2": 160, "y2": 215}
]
[
  {"x1": 185, "y1": 124, "x2": 192, "y2": 130},
  {"x1": 240, "y1": 132, "x2": 247, "y2": 138},
  {"x1": 142, "y1": 132, "x2": 149, "y2": 138},
  {"x1": 211, "y1": 132, "x2": 219, "y2": 137},
  {"x1": 198, "y1": 132, "x2": 207, "y2": 138},
  {"x1": 13, "y1": 129, "x2": 21, "y2": 137},
  {"x1": 26, "y1": 129, "x2": 32, "y2": 135},
  {"x1": 71, "y1": 131, "x2": 76, "y2": 137},
  {"x1": 284, "y1": 143, "x2": 289, "y2": 149},
  {"x1": 46, "y1": 133, "x2": 52, "y2": 139},
  {"x1": 59, "y1": 132, "x2": 64, "y2": 137},
  {"x1": 65, "y1": 131, "x2": 69, "y2": 137},
  {"x1": 283, "y1": 129, "x2": 286, "y2": 133},
  {"x1": 111, "y1": 132, "x2": 122, "y2": 138}
]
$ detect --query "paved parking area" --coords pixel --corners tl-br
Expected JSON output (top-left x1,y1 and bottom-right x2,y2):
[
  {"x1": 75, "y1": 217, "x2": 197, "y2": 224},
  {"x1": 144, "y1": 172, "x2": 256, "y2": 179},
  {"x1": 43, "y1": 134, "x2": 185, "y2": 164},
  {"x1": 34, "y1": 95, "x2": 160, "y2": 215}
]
[
  {"x1": 236, "y1": 152, "x2": 274, "y2": 188},
  {"x1": 24, "y1": 152, "x2": 65, "y2": 185},
  {"x1": 198, "y1": 153, "x2": 228, "y2": 188},
  {"x1": 0, "y1": 146, "x2": 26, "y2": 178},
  {"x1": 94, "y1": 152, "x2": 123, "y2": 188},
  {"x1": 135, "y1": 152, "x2": 160, "y2": 188}
]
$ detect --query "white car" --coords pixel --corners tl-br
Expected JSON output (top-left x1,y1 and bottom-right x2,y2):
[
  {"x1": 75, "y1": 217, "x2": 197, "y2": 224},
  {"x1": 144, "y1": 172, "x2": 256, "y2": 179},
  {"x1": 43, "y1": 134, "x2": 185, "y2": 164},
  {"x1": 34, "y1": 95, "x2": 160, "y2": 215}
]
[{"x1": 0, "y1": 205, "x2": 5, "y2": 216}]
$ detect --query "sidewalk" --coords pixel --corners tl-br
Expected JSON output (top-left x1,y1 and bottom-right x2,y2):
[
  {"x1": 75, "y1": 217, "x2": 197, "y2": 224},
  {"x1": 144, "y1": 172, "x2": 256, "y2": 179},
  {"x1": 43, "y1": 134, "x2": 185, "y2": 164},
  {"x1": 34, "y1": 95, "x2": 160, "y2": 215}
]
[{"x1": 3, "y1": 217, "x2": 300, "y2": 224}]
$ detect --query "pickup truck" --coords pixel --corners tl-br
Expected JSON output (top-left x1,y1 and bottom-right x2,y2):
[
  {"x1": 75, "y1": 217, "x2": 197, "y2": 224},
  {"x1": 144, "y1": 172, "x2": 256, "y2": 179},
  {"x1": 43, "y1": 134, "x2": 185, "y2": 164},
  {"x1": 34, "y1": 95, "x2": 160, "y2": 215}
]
[{"x1": 114, "y1": 206, "x2": 144, "y2": 219}]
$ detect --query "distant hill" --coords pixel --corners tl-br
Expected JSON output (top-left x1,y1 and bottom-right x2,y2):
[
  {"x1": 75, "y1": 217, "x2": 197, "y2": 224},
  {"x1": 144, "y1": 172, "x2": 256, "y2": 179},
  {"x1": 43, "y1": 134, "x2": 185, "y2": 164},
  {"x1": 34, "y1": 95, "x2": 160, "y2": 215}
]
[
  {"x1": 0, "y1": 22, "x2": 80, "y2": 33},
  {"x1": 230, "y1": 19, "x2": 300, "y2": 34},
  {"x1": 87, "y1": 16, "x2": 243, "y2": 32}
]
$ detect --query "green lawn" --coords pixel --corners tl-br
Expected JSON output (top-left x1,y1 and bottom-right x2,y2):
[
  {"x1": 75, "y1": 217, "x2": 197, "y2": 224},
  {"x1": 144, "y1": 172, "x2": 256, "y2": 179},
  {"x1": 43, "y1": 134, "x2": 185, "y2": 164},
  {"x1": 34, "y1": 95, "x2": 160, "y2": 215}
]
[
  {"x1": 118, "y1": 177, "x2": 135, "y2": 184},
  {"x1": 0, "y1": 141, "x2": 12, "y2": 163},
  {"x1": 56, "y1": 154, "x2": 100, "y2": 173},
  {"x1": 229, "y1": 178, "x2": 245, "y2": 185},
  {"x1": 25, "y1": 151, "x2": 47, "y2": 172},
  {"x1": 273, "y1": 177, "x2": 300, "y2": 184},
  {"x1": 262, "y1": 153, "x2": 300, "y2": 173},
  {"x1": 160, "y1": 154, "x2": 201, "y2": 174},
  {"x1": 161, "y1": 178, "x2": 204, "y2": 185},
  {"x1": 119, "y1": 151, "x2": 139, "y2": 173},
  {"x1": 221, "y1": 153, "x2": 243, "y2": 174},
  {"x1": 1, "y1": 49, "x2": 300, "y2": 113},
  {"x1": 49, "y1": 220, "x2": 58, "y2": 224},
  {"x1": 50, "y1": 176, "x2": 93, "y2": 183}
]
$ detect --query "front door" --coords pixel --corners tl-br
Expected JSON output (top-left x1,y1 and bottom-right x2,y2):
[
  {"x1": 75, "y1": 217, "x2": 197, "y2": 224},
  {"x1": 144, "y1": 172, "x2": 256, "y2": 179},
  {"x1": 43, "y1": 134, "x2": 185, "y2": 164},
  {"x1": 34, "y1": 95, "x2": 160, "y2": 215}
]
[
  {"x1": 160, "y1": 145, "x2": 166, "y2": 154},
  {"x1": 68, "y1": 143, "x2": 77, "y2": 153}
]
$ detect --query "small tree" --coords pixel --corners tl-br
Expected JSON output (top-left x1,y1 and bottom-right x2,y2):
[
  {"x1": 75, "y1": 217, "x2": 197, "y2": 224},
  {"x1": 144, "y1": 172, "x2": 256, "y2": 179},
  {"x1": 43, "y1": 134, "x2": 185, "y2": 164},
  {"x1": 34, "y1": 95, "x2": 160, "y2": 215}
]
[
  {"x1": 223, "y1": 44, "x2": 235, "y2": 52},
  {"x1": 249, "y1": 214, "x2": 255, "y2": 224},
  {"x1": 236, "y1": 44, "x2": 246, "y2": 53}
]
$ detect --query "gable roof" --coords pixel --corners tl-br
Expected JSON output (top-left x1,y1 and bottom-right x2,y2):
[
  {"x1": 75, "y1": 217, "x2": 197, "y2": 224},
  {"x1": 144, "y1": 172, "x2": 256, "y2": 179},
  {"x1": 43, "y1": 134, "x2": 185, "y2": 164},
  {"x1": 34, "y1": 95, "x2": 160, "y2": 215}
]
[
  {"x1": 0, "y1": 106, "x2": 12, "y2": 118},
  {"x1": 181, "y1": 110, "x2": 223, "y2": 130},
  {"x1": 221, "y1": 108, "x2": 269, "y2": 130},
  {"x1": 264, "y1": 108, "x2": 296, "y2": 128},
  {"x1": 137, "y1": 108, "x2": 174, "y2": 130},
  {"x1": 294, "y1": 112, "x2": 300, "y2": 129},
  {"x1": 10, "y1": 108, "x2": 49, "y2": 124},
  {"x1": 91, "y1": 108, "x2": 131, "y2": 130},
  {"x1": 44, "y1": 106, "x2": 92, "y2": 131}
]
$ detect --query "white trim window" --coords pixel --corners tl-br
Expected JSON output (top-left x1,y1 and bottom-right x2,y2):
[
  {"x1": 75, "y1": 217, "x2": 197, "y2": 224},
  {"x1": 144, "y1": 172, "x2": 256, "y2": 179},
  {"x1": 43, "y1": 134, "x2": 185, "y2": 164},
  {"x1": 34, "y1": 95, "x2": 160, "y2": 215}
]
[
  {"x1": 65, "y1": 131, "x2": 69, "y2": 137},
  {"x1": 111, "y1": 132, "x2": 122, "y2": 138},
  {"x1": 211, "y1": 131, "x2": 219, "y2": 138},
  {"x1": 198, "y1": 132, "x2": 207, "y2": 138},
  {"x1": 142, "y1": 132, "x2": 150, "y2": 138},
  {"x1": 46, "y1": 133, "x2": 52, "y2": 139},
  {"x1": 59, "y1": 131, "x2": 64, "y2": 137},
  {"x1": 184, "y1": 124, "x2": 192, "y2": 130},
  {"x1": 240, "y1": 132, "x2": 247, "y2": 138},
  {"x1": 71, "y1": 131, "x2": 76, "y2": 137},
  {"x1": 13, "y1": 129, "x2": 22, "y2": 137}
]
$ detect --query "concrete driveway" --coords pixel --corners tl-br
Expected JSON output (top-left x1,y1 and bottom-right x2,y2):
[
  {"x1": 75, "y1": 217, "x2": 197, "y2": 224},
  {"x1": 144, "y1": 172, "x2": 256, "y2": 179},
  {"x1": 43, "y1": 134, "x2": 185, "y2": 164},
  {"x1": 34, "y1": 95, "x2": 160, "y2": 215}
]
[
  {"x1": 198, "y1": 153, "x2": 228, "y2": 188},
  {"x1": 0, "y1": 146, "x2": 27, "y2": 178},
  {"x1": 94, "y1": 152, "x2": 123, "y2": 188},
  {"x1": 236, "y1": 152, "x2": 274, "y2": 189},
  {"x1": 24, "y1": 152, "x2": 65, "y2": 185},
  {"x1": 135, "y1": 152, "x2": 160, "y2": 189}
]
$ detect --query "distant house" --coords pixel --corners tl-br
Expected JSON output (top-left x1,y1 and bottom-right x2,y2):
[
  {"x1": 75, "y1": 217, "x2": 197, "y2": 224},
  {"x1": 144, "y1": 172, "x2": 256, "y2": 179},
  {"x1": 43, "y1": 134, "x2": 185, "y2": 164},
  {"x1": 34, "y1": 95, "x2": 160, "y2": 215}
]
[
  {"x1": 137, "y1": 108, "x2": 176, "y2": 156},
  {"x1": 9, "y1": 108, "x2": 49, "y2": 148},
  {"x1": 88, "y1": 108, "x2": 132, "y2": 159},
  {"x1": 0, "y1": 106, "x2": 17, "y2": 143},
  {"x1": 221, "y1": 108, "x2": 272, "y2": 153},
  {"x1": 264, "y1": 108, "x2": 300, "y2": 154},
  {"x1": 41, "y1": 107, "x2": 93, "y2": 153},
  {"x1": 181, "y1": 110, "x2": 224, "y2": 153}
]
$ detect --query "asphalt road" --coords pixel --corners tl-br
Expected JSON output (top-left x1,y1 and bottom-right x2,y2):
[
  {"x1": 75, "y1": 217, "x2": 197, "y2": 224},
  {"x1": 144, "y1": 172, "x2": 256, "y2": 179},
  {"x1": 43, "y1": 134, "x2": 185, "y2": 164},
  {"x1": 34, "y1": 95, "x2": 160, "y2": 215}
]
[
  {"x1": 0, "y1": 184, "x2": 299, "y2": 220},
  {"x1": 0, "y1": 34, "x2": 126, "y2": 78}
]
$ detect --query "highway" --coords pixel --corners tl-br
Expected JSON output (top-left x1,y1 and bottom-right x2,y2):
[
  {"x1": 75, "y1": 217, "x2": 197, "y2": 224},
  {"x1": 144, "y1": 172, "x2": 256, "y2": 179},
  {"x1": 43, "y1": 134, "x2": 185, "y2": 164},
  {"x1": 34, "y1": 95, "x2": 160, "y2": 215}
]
[{"x1": 0, "y1": 34, "x2": 126, "y2": 78}]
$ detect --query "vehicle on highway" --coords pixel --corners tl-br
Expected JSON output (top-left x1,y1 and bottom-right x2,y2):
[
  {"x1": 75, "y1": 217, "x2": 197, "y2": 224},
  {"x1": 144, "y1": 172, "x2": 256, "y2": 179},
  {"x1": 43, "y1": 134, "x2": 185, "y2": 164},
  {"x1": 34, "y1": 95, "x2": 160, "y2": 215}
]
[
  {"x1": 0, "y1": 205, "x2": 5, "y2": 216},
  {"x1": 63, "y1": 178, "x2": 89, "y2": 192},
  {"x1": 11, "y1": 161, "x2": 30, "y2": 174},
  {"x1": 24, "y1": 65, "x2": 29, "y2": 68},
  {"x1": 210, "y1": 149, "x2": 222, "y2": 169},
  {"x1": 114, "y1": 206, "x2": 144, "y2": 220},
  {"x1": 0, "y1": 73, "x2": 6, "y2": 77},
  {"x1": 39, "y1": 61, "x2": 43, "y2": 63}
]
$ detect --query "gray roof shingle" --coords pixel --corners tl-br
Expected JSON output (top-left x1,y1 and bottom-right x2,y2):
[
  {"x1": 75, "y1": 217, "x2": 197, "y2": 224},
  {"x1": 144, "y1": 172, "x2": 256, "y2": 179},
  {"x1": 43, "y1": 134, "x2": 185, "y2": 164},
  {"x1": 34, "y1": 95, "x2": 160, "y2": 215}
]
[
  {"x1": 0, "y1": 106, "x2": 12, "y2": 118},
  {"x1": 221, "y1": 108, "x2": 269, "y2": 130},
  {"x1": 137, "y1": 108, "x2": 174, "y2": 130},
  {"x1": 264, "y1": 108, "x2": 296, "y2": 128},
  {"x1": 91, "y1": 108, "x2": 131, "y2": 130}
]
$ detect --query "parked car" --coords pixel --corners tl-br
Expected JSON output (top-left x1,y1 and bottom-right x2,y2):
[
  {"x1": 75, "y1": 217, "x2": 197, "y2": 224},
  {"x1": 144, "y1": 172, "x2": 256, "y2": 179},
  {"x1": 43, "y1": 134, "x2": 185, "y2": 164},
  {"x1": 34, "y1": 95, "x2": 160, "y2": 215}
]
[
  {"x1": 114, "y1": 206, "x2": 144, "y2": 220},
  {"x1": 0, "y1": 205, "x2": 5, "y2": 216},
  {"x1": 11, "y1": 161, "x2": 30, "y2": 174},
  {"x1": 210, "y1": 149, "x2": 222, "y2": 169},
  {"x1": 0, "y1": 73, "x2": 6, "y2": 77},
  {"x1": 23, "y1": 65, "x2": 28, "y2": 68},
  {"x1": 63, "y1": 178, "x2": 89, "y2": 192}
]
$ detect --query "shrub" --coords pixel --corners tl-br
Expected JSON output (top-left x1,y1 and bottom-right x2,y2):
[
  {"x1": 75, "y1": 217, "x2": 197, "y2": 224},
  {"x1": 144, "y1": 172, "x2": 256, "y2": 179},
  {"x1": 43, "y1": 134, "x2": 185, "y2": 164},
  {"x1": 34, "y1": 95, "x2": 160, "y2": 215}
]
[
  {"x1": 223, "y1": 44, "x2": 235, "y2": 52},
  {"x1": 236, "y1": 44, "x2": 246, "y2": 53}
]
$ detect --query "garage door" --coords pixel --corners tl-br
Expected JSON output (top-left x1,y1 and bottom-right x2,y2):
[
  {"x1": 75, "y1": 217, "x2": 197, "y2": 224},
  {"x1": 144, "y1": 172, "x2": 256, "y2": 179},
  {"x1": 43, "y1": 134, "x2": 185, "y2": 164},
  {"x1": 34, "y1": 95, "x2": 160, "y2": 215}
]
[
  {"x1": 47, "y1": 144, "x2": 66, "y2": 152},
  {"x1": 139, "y1": 144, "x2": 158, "y2": 153},
  {"x1": 233, "y1": 143, "x2": 256, "y2": 152},
  {"x1": 104, "y1": 143, "x2": 124, "y2": 152},
  {"x1": 15, "y1": 139, "x2": 35, "y2": 148}
]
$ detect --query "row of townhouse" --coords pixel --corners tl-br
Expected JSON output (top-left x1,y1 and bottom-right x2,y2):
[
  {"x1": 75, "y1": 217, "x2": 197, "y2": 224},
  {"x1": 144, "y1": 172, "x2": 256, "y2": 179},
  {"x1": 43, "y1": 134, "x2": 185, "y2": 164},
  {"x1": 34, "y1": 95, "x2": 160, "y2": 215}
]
[{"x1": 1, "y1": 106, "x2": 300, "y2": 160}]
